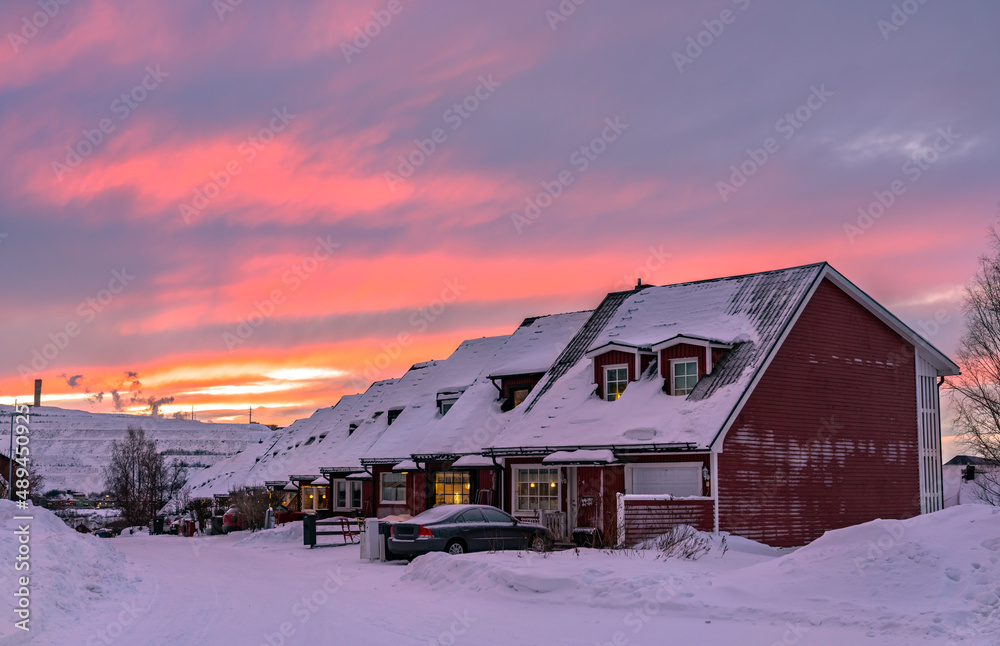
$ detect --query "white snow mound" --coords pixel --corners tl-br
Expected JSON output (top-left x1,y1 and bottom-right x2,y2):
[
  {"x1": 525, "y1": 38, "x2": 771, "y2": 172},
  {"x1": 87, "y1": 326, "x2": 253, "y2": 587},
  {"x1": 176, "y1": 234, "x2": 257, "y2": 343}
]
[{"x1": 0, "y1": 501, "x2": 139, "y2": 640}]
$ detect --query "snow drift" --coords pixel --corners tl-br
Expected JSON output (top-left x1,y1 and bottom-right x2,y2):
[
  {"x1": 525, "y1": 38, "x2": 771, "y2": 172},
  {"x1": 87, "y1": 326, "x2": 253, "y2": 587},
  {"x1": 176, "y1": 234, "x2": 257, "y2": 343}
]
[{"x1": 0, "y1": 501, "x2": 143, "y2": 641}]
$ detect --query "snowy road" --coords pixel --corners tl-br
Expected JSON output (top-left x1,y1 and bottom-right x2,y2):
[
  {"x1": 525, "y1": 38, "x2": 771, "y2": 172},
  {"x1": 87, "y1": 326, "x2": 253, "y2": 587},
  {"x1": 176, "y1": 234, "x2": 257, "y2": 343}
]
[{"x1": 17, "y1": 523, "x2": 981, "y2": 646}]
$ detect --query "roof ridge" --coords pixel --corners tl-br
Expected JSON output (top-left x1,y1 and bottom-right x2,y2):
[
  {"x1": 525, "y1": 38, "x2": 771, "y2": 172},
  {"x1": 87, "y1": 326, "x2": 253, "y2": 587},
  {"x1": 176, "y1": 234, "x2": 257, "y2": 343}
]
[{"x1": 523, "y1": 290, "x2": 634, "y2": 412}]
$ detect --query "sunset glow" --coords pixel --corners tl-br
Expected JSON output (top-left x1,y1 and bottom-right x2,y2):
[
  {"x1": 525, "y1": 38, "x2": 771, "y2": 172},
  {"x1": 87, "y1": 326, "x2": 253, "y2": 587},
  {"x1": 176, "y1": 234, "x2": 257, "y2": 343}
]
[{"x1": 1, "y1": 0, "x2": 995, "y2": 441}]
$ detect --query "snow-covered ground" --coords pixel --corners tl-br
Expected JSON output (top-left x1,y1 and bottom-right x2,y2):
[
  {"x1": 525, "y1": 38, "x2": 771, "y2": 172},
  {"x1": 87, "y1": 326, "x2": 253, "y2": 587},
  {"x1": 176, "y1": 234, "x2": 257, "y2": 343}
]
[{"x1": 2, "y1": 501, "x2": 997, "y2": 645}]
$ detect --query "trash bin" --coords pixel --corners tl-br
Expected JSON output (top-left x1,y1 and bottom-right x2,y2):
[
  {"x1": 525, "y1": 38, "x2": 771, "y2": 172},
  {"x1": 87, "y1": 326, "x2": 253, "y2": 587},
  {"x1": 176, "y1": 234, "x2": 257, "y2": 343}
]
[
  {"x1": 572, "y1": 527, "x2": 602, "y2": 548},
  {"x1": 211, "y1": 516, "x2": 223, "y2": 535},
  {"x1": 152, "y1": 517, "x2": 164, "y2": 535},
  {"x1": 187, "y1": 520, "x2": 196, "y2": 537}
]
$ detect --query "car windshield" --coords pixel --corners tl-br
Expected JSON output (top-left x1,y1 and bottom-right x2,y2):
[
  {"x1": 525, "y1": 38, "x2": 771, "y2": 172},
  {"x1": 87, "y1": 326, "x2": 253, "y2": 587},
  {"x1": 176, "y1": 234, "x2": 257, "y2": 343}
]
[{"x1": 407, "y1": 505, "x2": 465, "y2": 524}]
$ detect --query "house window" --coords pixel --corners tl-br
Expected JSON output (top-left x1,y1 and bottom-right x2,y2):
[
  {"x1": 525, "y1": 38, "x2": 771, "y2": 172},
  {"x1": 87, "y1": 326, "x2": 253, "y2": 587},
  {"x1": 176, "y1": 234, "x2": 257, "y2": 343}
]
[
  {"x1": 434, "y1": 471, "x2": 471, "y2": 506},
  {"x1": 512, "y1": 388, "x2": 530, "y2": 407},
  {"x1": 387, "y1": 408, "x2": 403, "y2": 425},
  {"x1": 302, "y1": 486, "x2": 328, "y2": 511},
  {"x1": 604, "y1": 364, "x2": 629, "y2": 400},
  {"x1": 348, "y1": 423, "x2": 357, "y2": 436},
  {"x1": 671, "y1": 359, "x2": 699, "y2": 396},
  {"x1": 628, "y1": 464, "x2": 703, "y2": 497},
  {"x1": 380, "y1": 473, "x2": 406, "y2": 504},
  {"x1": 514, "y1": 467, "x2": 560, "y2": 512},
  {"x1": 333, "y1": 480, "x2": 363, "y2": 510},
  {"x1": 439, "y1": 399, "x2": 457, "y2": 415}
]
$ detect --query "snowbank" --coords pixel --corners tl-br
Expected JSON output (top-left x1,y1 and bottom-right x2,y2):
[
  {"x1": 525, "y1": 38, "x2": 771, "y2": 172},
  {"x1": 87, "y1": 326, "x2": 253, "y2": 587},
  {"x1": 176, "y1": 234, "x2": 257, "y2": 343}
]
[
  {"x1": 719, "y1": 505, "x2": 1000, "y2": 640},
  {"x1": 403, "y1": 507, "x2": 1000, "y2": 642},
  {"x1": 234, "y1": 521, "x2": 303, "y2": 548},
  {"x1": 0, "y1": 501, "x2": 140, "y2": 640}
]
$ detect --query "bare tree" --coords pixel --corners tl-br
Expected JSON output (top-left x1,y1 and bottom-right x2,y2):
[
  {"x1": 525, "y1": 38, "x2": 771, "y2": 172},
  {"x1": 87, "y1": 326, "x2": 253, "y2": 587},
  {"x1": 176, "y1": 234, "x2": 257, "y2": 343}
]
[
  {"x1": 104, "y1": 426, "x2": 180, "y2": 526},
  {"x1": 228, "y1": 486, "x2": 272, "y2": 531},
  {"x1": 950, "y1": 232, "x2": 1000, "y2": 505}
]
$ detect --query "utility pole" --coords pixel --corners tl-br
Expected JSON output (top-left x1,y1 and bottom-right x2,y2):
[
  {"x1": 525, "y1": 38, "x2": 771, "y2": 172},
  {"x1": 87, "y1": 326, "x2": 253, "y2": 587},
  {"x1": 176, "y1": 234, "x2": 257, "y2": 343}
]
[{"x1": 249, "y1": 406, "x2": 252, "y2": 425}]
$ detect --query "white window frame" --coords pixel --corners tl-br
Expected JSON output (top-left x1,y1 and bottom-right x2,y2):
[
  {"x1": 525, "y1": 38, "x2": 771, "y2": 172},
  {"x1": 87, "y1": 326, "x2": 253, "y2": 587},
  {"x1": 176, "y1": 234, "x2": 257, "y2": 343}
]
[
  {"x1": 332, "y1": 479, "x2": 364, "y2": 510},
  {"x1": 604, "y1": 364, "x2": 629, "y2": 401},
  {"x1": 380, "y1": 472, "x2": 406, "y2": 504},
  {"x1": 626, "y1": 463, "x2": 704, "y2": 497},
  {"x1": 302, "y1": 486, "x2": 327, "y2": 511},
  {"x1": 670, "y1": 357, "x2": 699, "y2": 396},
  {"x1": 511, "y1": 465, "x2": 561, "y2": 514},
  {"x1": 439, "y1": 398, "x2": 458, "y2": 415}
]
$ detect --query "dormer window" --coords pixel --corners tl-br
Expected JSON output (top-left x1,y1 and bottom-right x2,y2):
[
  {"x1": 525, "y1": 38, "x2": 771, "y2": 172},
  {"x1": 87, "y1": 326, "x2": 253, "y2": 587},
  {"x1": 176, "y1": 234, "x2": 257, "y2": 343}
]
[
  {"x1": 387, "y1": 408, "x2": 403, "y2": 425},
  {"x1": 348, "y1": 423, "x2": 358, "y2": 436},
  {"x1": 670, "y1": 358, "x2": 699, "y2": 396},
  {"x1": 439, "y1": 398, "x2": 457, "y2": 415},
  {"x1": 605, "y1": 364, "x2": 629, "y2": 400}
]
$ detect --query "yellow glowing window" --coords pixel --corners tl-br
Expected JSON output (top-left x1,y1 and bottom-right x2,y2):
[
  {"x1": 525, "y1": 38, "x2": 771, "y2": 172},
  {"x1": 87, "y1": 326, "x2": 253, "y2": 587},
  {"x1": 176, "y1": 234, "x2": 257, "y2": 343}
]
[
  {"x1": 604, "y1": 365, "x2": 629, "y2": 400},
  {"x1": 515, "y1": 468, "x2": 559, "y2": 512},
  {"x1": 434, "y1": 471, "x2": 471, "y2": 506}
]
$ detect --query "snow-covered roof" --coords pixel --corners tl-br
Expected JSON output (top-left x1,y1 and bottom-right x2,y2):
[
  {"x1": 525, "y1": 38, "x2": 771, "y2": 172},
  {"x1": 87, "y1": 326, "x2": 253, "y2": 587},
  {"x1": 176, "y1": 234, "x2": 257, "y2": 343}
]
[
  {"x1": 490, "y1": 264, "x2": 826, "y2": 452},
  {"x1": 409, "y1": 312, "x2": 591, "y2": 459}
]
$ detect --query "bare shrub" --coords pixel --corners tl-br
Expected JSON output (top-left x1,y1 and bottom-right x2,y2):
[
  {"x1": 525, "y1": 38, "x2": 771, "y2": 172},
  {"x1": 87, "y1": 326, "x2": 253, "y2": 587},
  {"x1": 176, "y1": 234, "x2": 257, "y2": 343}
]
[
  {"x1": 229, "y1": 486, "x2": 271, "y2": 531},
  {"x1": 650, "y1": 525, "x2": 712, "y2": 561}
]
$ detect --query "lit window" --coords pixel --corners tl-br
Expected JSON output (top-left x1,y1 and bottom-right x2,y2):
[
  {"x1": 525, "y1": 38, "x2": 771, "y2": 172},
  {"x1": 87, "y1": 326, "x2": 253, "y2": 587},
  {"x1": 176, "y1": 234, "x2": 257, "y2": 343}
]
[
  {"x1": 604, "y1": 365, "x2": 629, "y2": 400},
  {"x1": 434, "y1": 471, "x2": 471, "y2": 505},
  {"x1": 380, "y1": 473, "x2": 406, "y2": 503},
  {"x1": 512, "y1": 388, "x2": 530, "y2": 407},
  {"x1": 671, "y1": 359, "x2": 699, "y2": 395},
  {"x1": 514, "y1": 467, "x2": 560, "y2": 512}
]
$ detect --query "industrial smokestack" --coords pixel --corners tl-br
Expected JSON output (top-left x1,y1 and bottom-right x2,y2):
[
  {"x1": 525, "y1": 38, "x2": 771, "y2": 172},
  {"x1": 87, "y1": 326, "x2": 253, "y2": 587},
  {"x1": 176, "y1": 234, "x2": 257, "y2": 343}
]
[{"x1": 33, "y1": 379, "x2": 41, "y2": 407}]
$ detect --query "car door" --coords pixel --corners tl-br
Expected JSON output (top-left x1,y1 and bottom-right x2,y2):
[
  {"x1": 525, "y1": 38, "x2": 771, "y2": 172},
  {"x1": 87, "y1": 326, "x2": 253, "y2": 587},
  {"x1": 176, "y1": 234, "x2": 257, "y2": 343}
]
[
  {"x1": 454, "y1": 508, "x2": 488, "y2": 551},
  {"x1": 480, "y1": 507, "x2": 524, "y2": 550}
]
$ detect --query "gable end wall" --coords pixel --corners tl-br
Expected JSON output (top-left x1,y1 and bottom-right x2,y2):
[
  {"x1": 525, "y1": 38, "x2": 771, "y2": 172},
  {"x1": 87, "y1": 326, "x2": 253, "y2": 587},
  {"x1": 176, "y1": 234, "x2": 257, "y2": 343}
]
[{"x1": 718, "y1": 278, "x2": 920, "y2": 547}]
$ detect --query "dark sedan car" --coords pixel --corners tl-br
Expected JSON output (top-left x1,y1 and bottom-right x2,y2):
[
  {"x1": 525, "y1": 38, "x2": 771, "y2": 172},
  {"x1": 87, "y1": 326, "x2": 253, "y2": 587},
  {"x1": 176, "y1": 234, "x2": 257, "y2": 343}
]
[{"x1": 388, "y1": 504, "x2": 553, "y2": 557}]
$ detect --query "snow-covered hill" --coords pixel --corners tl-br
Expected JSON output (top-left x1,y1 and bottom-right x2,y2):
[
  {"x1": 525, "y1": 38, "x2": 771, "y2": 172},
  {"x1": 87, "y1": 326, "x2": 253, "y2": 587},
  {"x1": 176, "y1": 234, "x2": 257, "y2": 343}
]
[{"x1": 0, "y1": 405, "x2": 274, "y2": 493}]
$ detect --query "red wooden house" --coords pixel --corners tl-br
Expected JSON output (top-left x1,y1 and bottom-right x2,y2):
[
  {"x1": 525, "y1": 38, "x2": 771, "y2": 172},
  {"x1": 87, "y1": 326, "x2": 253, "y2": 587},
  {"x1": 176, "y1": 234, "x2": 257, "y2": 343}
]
[{"x1": 483, "y1": 263, "x2": 958, "y2": 547}]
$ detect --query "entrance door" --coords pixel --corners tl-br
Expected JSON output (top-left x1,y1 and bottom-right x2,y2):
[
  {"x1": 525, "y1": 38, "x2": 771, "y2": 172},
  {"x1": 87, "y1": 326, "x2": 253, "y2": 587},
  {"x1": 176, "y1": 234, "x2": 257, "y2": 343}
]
[{"x1": 575, "y1": 467, "x2": 603, "y2": 530}]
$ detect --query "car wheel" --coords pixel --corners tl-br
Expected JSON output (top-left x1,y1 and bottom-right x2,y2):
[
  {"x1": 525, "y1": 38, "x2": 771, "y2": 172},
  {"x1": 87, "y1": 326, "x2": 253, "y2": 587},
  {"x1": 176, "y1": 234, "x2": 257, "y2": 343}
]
[
  {"x1": 530, "y1": 535, "x2": 547, "y2": 553},
  {"x1": 445, "y1": 540, "x2": 467, "y2": 555}
]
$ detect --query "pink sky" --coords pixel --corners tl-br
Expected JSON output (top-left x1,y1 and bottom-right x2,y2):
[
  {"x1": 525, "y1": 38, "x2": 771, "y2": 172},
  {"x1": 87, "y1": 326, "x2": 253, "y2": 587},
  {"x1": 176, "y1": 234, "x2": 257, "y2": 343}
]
[{"x1": 1, "y1": 1, "x2": 996, "y2": 453}]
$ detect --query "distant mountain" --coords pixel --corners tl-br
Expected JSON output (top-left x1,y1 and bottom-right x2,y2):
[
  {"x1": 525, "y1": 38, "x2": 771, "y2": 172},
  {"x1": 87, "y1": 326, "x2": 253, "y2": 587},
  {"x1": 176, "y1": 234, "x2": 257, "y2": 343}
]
[{"x1": 0, "y1": 405, "x2": 275, "y2": 493}]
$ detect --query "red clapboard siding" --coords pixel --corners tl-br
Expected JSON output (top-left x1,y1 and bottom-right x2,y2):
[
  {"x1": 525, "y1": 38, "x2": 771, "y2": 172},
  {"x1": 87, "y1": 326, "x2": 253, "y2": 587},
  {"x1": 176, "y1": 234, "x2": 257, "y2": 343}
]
[
  {"x1": 593, "y1": 350, "x2": 636, "y2": 398},
  {"x1": 718, "y1": 278, "x2": 920, "y2": 547},
  {"x1": 659, "y1": 344, "x2": 707, "y2": 379},
  {"x1": 603, "y1": 466, "x2": 625, "y2": 541},
  {"x1": 622, "y1": 499, "x2": 714, "y2": 544}
]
